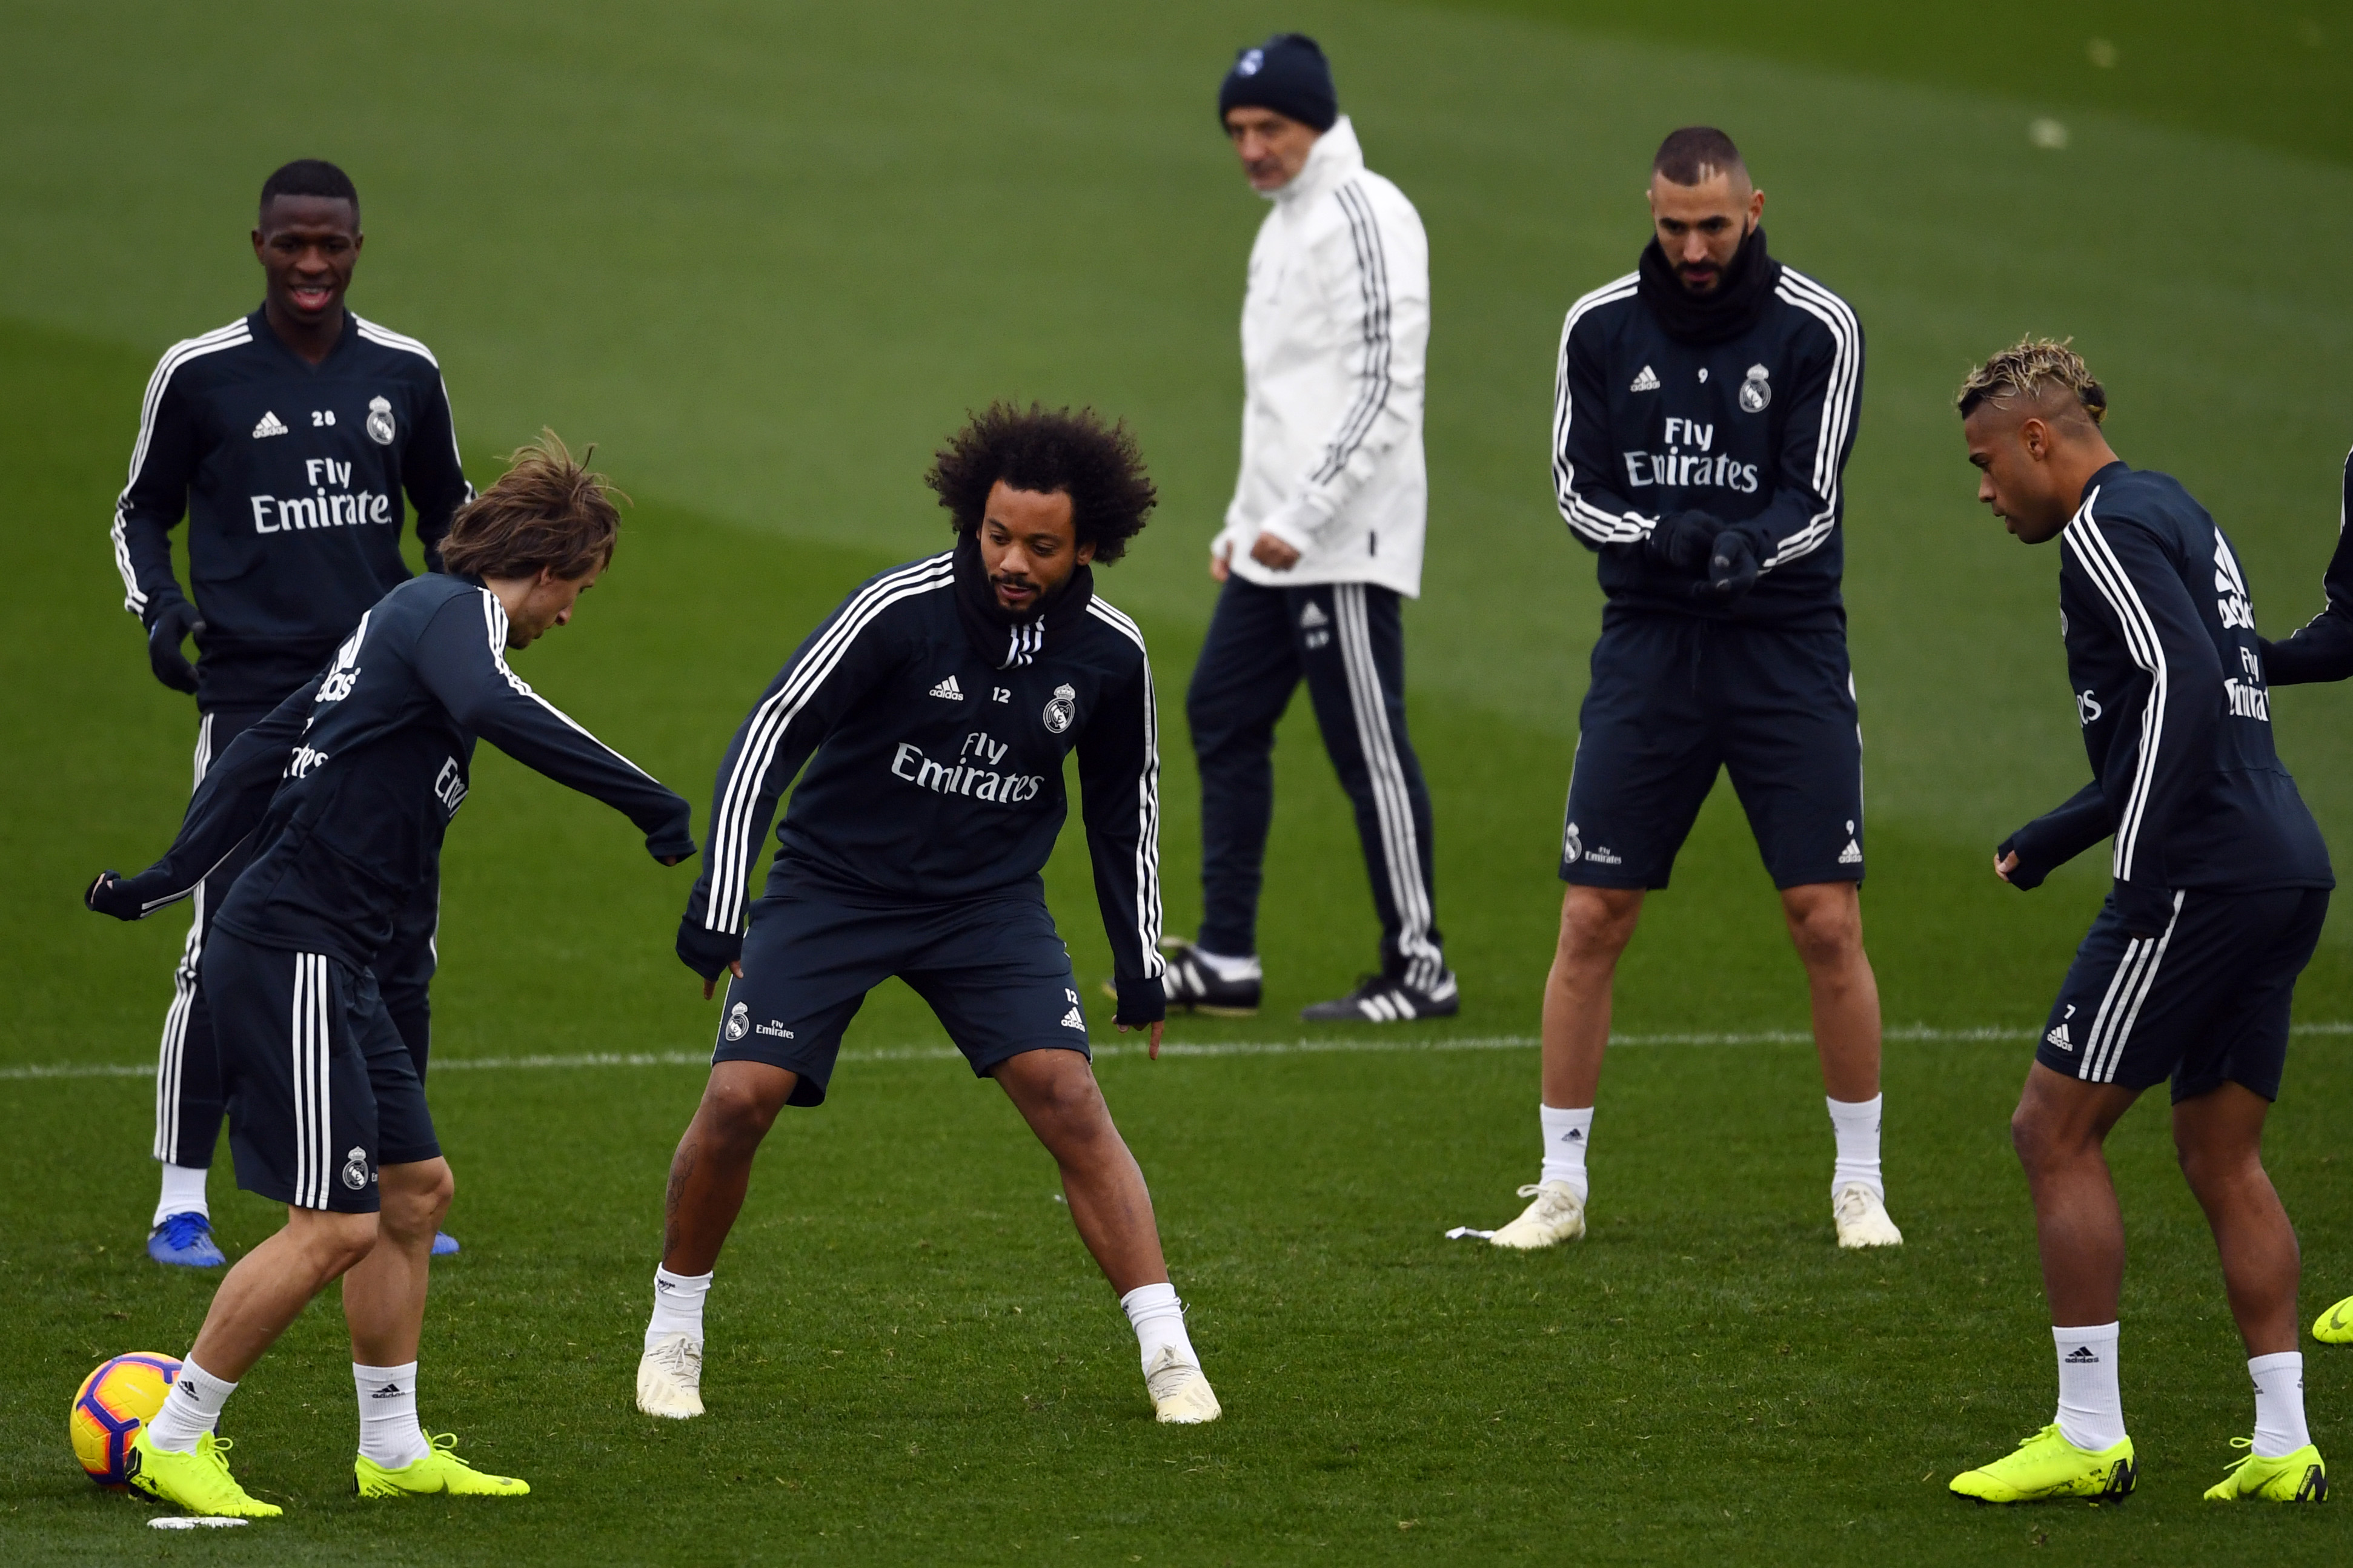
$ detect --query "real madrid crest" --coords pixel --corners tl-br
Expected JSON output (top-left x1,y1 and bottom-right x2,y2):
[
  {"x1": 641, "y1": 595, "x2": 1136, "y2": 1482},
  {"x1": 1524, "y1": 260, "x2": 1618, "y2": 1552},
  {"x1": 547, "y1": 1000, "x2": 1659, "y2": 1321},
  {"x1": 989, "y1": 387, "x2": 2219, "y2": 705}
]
[
  {"x1": 1043, "y1": 683, "x2": 1077, "y2": 734},
  {"x1": 725, "y1": 1001, "x2": 750, "y2": 1041},
  {"x1": 366, "y1": 394, "x2": 397, "y2": 446},
  {"x1": 1737, "y1": 363, "x2": 1771, "y2": 414},
  {"x1": 1562, "y1": 819, "x2": 1583, "y2": 865},
  {"x1": 342, "y1": 1145, "x2": 371, "y2": 1191}
]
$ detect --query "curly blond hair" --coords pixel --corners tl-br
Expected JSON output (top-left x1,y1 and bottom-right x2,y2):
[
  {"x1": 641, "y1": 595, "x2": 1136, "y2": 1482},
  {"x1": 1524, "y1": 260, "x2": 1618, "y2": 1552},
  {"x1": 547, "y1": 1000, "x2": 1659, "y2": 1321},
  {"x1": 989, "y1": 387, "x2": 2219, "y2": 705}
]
[
  {"x1": 1956, "y1": 336, "x2": 2107, "y2": 425},
  {"x1": 440, "y1": 431, "x2": 625, "y2": 581}
]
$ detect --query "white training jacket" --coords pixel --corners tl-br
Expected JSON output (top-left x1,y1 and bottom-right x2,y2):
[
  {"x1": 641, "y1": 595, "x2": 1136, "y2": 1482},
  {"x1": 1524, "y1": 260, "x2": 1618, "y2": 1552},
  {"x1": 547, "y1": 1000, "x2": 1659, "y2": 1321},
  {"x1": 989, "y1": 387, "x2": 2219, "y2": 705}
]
[{"x1": 1216, "y1": 116, "x2": 1430, "y2": 598}]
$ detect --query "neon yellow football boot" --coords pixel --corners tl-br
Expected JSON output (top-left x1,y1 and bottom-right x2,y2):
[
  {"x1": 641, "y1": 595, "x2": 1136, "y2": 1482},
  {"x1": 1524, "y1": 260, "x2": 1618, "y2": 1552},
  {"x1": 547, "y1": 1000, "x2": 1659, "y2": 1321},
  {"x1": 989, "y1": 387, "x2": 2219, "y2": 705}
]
[
  {"x1": 2313, "y1": 1294, "x2": 2353, "y2": 1345},
  {"x1": 1950, "y1": 1424, "x2": 2136, "y2": 1503},
  {"x1": 354, "y1": 1432, "x2": 529, "y2": 1498},
  {"x1": 126, "y1": 1429, "x2": 282, "y2": 1518},
  {"x1": 2203, "y1": 1438, "x2": 2328, "y2": 1502}
]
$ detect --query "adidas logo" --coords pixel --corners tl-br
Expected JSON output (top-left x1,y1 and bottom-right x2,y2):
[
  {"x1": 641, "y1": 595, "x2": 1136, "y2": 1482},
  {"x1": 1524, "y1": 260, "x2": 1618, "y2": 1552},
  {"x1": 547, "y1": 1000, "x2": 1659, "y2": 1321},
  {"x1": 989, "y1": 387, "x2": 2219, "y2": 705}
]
[
  {"x1": 928, "y1": 675, "x2": 963, "y2": 701},
  {"x1": 1837, "y1": 839, "x2": 1862, "y2": 865},
  {"x1": 1058, "y1": 1007, "x2": 1085, "y2": 1031},
  {"x1": 369, "y1": 1382, "x2": 405, "y2": 1399},
  {"x1": 1564, "y1": 1128, "x2": 1584, "y2": 1142},
  {"x1": 2063, "y1": 1345, "x2": 2100, "y2": 1364},
  {"x1": 2046, "y1": 1023, "x2": 2074, "y2": 1051},
  {"x1": 1298, "y1": 603, "x2": 1330, "y2": 629},
  {"x1": 1629, "y1": 365, "x2": 1660, "y2": 392},
  {"x1": 252, "y1": 410, "x2": 288, "y2": 438}
]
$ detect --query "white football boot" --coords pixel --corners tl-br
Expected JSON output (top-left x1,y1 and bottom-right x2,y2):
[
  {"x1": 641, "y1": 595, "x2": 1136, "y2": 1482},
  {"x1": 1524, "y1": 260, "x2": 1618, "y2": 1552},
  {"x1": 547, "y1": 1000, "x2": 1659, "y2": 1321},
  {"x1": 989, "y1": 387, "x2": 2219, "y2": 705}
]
[
  {"x1": 1144, "y1": 1345, "x2": 1222, "y2": 1424},
  {"x1": 1833, "y1": 1183, "x2": 1903, "y2": 1249},
  {"x1": 636, "y1": 1332, "x2": 705, "y2": 1418},
  {"x1": 1489, "y1": 1181, "x2": 1586, "y2": 1249}
]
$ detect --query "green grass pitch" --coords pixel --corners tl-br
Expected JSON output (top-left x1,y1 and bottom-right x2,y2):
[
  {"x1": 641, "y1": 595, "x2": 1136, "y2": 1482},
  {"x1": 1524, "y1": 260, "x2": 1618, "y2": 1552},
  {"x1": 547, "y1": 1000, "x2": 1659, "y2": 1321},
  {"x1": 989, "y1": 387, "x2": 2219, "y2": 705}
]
[{"x1": 6, "y1": 2, "x2": 2353, "y2": 1561}]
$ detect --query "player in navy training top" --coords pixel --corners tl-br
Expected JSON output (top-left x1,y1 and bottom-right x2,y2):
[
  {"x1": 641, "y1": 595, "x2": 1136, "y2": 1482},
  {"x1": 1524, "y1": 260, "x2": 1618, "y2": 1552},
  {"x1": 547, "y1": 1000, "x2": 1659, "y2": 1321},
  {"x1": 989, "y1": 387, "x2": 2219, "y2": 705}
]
[
  {"x1": 84, "y1": 440, "x2": 694, "y2": 1515},
  {"x1": 1950, "y1": 340, "x2": 2328, "y2": 1504},
  {"x1": 2256, "y1": 443, "x2": 2353, "y2": 1350},
  {"x1": 637, "y1": 406, "x2": 1220, "y2": 1428},
  {"x1": 111, "y1": 159, "x2": 474, "y2": 1268},
  {"x1": 1499, "y1": 126, "x2": 1895, "y2": 1255}
]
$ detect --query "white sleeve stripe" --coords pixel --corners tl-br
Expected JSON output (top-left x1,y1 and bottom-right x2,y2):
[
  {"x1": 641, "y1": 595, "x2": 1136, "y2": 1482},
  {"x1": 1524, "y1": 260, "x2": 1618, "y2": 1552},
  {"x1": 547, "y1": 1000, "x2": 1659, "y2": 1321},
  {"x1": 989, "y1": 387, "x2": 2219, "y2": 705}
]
[
  {"x1": 112, "y1": 320, "x2": 254, "y2": 614},
  {"x1": 351, "y1": 316, "x2": 441, "y2": 367},
  {"x1": 1762, "y1": 271, "x2": 1862, "y2": 570},
  {"x1": 704, "y1": 557, "x2": 955, "y2": 931},
  {"x1": 2062, "y1": 491, "x2": 2168, "y2": 879},
  {"x1": 1309, "y1": 182, "x2": 1396, "y2": 487},
  {"x1": 474, "y1": 591, "x2": 660, "y2": 780},
  {"x1": 1085, "y1": 599, "x2": 1164, "y2": 977},
  {"x1": 1551, "y1": 276, "x2": 1648, "y2": 544}
]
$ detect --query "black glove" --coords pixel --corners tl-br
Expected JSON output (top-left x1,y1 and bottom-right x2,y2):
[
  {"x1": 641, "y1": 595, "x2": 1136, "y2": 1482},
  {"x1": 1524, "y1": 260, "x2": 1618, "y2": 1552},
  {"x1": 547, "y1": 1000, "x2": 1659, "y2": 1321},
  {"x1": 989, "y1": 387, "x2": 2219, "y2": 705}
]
[
  {"x1": 2112, "y1": 879, "x2": 2175, "y2": 940},
  {"x1": 1642, "y1": 511, "x2": 1719, "y2": 575},
  {"x1": 146, "y1": 601, "x2": 202, "y2": 695},
  {"x1": 85, "y1": 870, "x2": 146, "y2": 921},
  {"x1": 675, "y1": 914, "x2": 744, "y2": 984},
  {"x1": 1691, "y1": 531, "x2": 1761, "y2": 604},
  {"x1": 1113, "y1": 974, "x2": 1167, "y2": 1030}
]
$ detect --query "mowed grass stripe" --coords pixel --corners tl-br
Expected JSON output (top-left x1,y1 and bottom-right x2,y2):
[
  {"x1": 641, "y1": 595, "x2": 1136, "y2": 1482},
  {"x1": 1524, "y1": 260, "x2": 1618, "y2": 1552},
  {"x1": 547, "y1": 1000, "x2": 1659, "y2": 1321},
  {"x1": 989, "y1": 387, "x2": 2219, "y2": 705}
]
[{"x1": 15, "y1": 1020, "x2": 2353, "y2": 1080}]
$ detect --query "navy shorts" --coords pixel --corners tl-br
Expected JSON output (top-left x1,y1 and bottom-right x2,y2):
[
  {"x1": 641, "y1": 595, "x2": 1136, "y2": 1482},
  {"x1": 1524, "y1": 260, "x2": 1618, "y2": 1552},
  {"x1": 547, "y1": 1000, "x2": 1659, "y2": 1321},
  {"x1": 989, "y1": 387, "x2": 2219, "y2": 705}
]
[
  {"x1": 713, "y1": 885, "x2": 1090, "y2": 1107},
  {"x1": 201, "y1": 928, "x2": 439, "y2": 1212},
  {"x1": 1562, "y1": 613, "x2": 1863, "y2": 890},
  {"x1": 2038, "y1": 886, "x2": 2328, "y2": 1102}
]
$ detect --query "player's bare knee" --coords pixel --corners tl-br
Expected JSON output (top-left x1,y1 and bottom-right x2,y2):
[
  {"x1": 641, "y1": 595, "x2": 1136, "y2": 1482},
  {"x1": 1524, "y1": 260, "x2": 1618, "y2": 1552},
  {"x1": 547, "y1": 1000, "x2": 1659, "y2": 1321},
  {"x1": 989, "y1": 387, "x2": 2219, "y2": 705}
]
[
  {"x1": 697, "y1": 1074, "x2": 786, "y2": 1153},
  {"x1": 1558, "y1": 886, "x2": 1640, "y2": 964},
  {"x1": 1782, "y1": 891, "x2": 1862, "y2": 972}
]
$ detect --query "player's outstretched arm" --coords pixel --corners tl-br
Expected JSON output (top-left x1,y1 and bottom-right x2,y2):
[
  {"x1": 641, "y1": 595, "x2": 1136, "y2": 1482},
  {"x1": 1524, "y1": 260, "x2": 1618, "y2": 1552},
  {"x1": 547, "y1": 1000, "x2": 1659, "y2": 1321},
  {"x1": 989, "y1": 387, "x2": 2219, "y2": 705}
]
[
  {"x1": 1552, "y1": 300, "x2": 1652, "y2": 552},
  {"x1": 413, "y1": 590, "x2": 695, "y2": 862},
  {"x1": 84, "y1": 674, "x2": 323, "y2": 919},
  {"x1": 675, "y1": 569, "x2": 926, "y2": 988},
  {"x1": 1995, "y1": 781, "x2": 2111, "y2": 890},
  {"x1": 2259, "y1": 446, "x2": 2353, "y2": 686},
  {"x1": 2070, "y1": 509, "x2": 2222, "y2": 934},
  {"x1": 1075, "y1": 623, "x2": 1168, "y2": 1048}
]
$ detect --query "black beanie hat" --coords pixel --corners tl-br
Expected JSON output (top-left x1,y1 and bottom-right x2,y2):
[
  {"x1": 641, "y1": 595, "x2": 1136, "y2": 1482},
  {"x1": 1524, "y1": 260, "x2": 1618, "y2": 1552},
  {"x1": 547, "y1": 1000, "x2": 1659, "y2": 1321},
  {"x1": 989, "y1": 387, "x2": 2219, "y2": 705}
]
[{"x1": 1217, "y1": 33, "x2": 1338, "y2": 132}]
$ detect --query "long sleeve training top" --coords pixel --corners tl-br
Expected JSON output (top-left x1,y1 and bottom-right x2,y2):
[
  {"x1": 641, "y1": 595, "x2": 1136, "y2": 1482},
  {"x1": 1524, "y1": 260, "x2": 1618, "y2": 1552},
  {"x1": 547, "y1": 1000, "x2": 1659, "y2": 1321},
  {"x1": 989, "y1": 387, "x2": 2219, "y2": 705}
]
[
  {"x1": 2000, "y1": 463, "x2": 2331, "y2": 928},
  {"x1": 111, "y1": 308, "x2": 474, "y2": 706},
  {"x1": 678, "y1": 547, "x2": 1166, "y2": 1020},
  {"x1": 2260, "y1": 445, "x2": 2353, "y2": 685},
  {"x1": 99, "y1": 573, "x2": 694, "y2": 970}
]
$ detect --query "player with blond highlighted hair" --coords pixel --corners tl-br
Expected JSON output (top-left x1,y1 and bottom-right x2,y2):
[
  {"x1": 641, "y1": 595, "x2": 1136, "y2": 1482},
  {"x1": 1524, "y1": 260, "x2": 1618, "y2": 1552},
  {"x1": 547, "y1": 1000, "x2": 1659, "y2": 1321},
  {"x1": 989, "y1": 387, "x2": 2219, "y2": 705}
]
[{"x1": 1950, "y1": 338, "x2": 2329, "y2": 1505}]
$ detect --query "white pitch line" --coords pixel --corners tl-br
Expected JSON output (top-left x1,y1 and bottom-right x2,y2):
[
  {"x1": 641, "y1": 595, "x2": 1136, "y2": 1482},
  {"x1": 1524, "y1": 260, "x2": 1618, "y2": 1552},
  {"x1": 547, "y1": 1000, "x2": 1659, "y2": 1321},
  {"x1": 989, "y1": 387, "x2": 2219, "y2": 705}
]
[{"x1": 7, "y1": 1022, "x2": 2351, "y2": 1083}]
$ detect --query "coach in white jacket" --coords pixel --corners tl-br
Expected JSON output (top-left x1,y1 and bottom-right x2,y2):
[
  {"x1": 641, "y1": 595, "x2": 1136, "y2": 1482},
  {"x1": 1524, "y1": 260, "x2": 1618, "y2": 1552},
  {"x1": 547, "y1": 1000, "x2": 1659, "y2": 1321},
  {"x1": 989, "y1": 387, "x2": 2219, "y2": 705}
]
[{"x1": 1164, "y1": 34, "x2": 1453, "y2": 1024}]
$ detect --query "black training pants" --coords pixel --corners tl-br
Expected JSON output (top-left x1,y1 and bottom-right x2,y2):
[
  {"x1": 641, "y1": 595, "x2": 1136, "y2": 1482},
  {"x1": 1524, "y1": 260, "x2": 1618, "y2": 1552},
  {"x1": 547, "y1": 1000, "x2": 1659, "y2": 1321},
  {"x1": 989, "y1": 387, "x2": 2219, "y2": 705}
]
[{"x1": 1185, "y1": 575, "x2": 1444, "y2": 990}]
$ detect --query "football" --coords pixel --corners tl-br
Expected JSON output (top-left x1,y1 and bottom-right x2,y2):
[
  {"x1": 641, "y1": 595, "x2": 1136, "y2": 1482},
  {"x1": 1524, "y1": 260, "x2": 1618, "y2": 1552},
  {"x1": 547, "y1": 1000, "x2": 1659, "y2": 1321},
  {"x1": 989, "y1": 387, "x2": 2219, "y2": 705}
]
[{"x1": 70, "y1": 1353, "x2": 181, "y2": 1488}]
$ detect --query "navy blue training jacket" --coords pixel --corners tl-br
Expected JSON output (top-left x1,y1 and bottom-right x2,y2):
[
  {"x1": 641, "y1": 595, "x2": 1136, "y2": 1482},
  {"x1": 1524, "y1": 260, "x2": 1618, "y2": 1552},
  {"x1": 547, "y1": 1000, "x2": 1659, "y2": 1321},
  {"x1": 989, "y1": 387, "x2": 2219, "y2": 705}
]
[
  {"x1": 110, "y1": 308, "x2": 474, "y2": 706},
  {"x1": 677, "y1": 549, "x2": 1167, "y2": 1022},
  {"x1": 1550, "y1": 263, "x2": 1862, "y2": 629},
  {"x1": 100, "y1": 573, "x2": 694, "y2": 970},
  {"x1": 2260, "y1": 445, "x2": 2353, "y2": 685},
  {"x1": 2000, "y1": 463, "x2": 2332, "y2": 929}
]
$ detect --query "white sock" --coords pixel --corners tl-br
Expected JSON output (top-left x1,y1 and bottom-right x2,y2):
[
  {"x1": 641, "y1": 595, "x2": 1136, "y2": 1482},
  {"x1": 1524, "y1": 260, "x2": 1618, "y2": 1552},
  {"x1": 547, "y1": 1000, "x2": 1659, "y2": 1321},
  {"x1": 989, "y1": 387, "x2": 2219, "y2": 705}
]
[
  {"x1": 144, "y1": 1356, "x2": 236, "y2": 1454},
  {"x1": 1539, "y1": 1104, "x2": 1593, "y2": 1202},
  {"x1": 354, "y1": 1361, "x2": 430, "y2": 1469},
  {"x1": 1120, "y1": 1282, "x2": 1198, "y2": 1372},
  {"x1": 646, "y1": 1266, "x2": 711, "y2": 1352},
  {"x1": 153, "y1": 1162, "x2": 210, "y2": 1226},
  {"x1": 2249, "y1": 1351, "x2": 2311, "y2": 1457},
  {"x1": 1190, "y1": 947, "x2": 1261, "y2": 982},
  {"x1": 1827, "y1": 1094, "x2": 1883, "y2": 1202},
  {"x1": 2053, "y1": 1322, "x2": 2125, "y2": 1451}
]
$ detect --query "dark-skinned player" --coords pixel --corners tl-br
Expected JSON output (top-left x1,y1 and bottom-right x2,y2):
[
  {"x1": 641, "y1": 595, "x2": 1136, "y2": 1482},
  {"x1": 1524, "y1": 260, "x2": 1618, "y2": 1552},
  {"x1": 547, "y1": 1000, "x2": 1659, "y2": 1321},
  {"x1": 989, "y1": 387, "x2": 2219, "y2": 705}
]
[
  {"x1": 110, "y1": 159, "x2": 472, "y2": 1267},
  {"x1": 640, "y1": 405, "x2": 1218, "y2": 1427},
  {"x1": 1950, "y1": 339, "x2": 2328, "y2": 1506}
]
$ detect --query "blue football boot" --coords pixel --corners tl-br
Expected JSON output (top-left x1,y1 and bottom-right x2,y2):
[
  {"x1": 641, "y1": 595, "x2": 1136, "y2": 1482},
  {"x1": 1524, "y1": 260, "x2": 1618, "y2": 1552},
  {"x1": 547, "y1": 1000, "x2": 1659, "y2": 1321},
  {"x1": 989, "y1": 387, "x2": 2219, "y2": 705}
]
[
  {"x1": 147, "y1": 1211, "x2": 226, "y2": 1268},
  {"x1": 432, "y1": 1232, "x2": 461, "y2": 1257}
]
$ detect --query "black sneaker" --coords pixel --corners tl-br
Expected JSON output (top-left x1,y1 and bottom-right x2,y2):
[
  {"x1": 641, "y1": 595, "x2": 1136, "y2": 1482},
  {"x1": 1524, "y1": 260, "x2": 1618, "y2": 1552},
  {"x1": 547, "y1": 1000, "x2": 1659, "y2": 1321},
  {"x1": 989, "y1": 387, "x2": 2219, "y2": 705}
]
[
  {"x1": 1300, "y1": 971, "x2": 1459, "y2": 1023},
  {"x1": 1160, "y1": 939, "x2": 1262, "y2": 1017}
]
